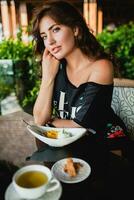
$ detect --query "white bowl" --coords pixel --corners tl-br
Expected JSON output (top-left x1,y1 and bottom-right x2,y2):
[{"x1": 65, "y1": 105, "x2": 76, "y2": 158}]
[{"x1": 27, "y1": 125, "x2": 87, "y2": 147}]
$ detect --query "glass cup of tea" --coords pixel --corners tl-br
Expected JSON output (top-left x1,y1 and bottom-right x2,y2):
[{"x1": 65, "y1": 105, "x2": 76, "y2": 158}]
[{"x1": 12, "y1": 164, "x2": 60, "y2": 199}]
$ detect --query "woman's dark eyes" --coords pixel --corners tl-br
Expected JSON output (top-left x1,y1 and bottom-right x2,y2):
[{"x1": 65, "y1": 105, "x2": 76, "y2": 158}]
[
  {"x1": 42, "y1": 27, "x2": 60, "y2": 40},
  {"x1": 41, "y1": 36, "x2": 47, "y2": 41},
  {"x1": 42, "y1": 36, "x2": 47, "y2": 40},
  {"x1": 53, "y1": 27, "x2": 60, "y2": 32}
]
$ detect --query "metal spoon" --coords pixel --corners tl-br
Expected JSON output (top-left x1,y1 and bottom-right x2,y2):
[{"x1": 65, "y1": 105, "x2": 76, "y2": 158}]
[{"x1": 23, "y1": 119, "x2": 45, "y2": 136}]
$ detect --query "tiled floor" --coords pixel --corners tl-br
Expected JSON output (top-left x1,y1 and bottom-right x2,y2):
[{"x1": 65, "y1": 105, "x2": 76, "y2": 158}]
[{"x1": 0, "y1": 111, "x2": 42, "y2": 167}]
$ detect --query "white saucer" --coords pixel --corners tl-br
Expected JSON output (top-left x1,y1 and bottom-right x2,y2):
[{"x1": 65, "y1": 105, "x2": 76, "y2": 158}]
[
  {"x1": 5, "y1": 179, "x2": 62, "y2": 200},
  {"x1": 51, "y1": 158, "x2": 91, "y2": 184}
]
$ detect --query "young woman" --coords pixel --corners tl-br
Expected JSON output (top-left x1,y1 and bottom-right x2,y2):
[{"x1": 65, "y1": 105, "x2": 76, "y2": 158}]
[{"x1": 32, "y1": 0, "x2": 127, "y2": 139}]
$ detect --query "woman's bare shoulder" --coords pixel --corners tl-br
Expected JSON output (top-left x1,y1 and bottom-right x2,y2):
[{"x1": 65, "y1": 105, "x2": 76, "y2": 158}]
[{"x1": 89, "y1": 59, "x2": 114, "y2": 84}]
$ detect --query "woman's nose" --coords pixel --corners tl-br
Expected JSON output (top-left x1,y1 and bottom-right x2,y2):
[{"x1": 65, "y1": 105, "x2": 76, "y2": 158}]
[{"x1": 47, "y1": 35, "x2": 55, "y2": 46}]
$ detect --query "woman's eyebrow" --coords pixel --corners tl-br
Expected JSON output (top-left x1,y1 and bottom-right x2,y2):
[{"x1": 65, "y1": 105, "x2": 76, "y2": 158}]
[{"x1": 40, "y1": 23, "x2": 57, "y2": 36}]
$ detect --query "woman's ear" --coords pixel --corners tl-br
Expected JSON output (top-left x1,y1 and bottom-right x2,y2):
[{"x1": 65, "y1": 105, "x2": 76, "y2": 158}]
[{"x1": 73, "y1": 27, "x2": 79, "y2": 37}]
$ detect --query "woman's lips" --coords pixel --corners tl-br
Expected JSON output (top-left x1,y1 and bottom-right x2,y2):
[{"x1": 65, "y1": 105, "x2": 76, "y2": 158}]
[{"x1": 51, "y1": 46, "x2": 61, "y2": 54}]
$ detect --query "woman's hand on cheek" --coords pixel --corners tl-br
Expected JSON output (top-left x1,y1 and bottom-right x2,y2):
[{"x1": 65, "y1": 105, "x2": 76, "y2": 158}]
[{"x1": 42, "y1": 48, "x2": 60, "y2": 81}]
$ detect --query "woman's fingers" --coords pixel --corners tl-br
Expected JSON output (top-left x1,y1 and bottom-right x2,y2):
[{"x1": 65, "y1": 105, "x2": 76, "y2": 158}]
[
  {"x1": 43, "y1": 48, "x2": 53, "y2": 59},
  {"x1": 43, "y1": 48, "x2": 59, "y2": 61}
]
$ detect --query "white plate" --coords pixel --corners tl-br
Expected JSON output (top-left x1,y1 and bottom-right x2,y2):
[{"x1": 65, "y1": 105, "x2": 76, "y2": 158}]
[
  {"x1": 27, "y1": 125, "x2": 87, "y2": 147},
  {"x1": 51, "y1": 158, "x2": 91, "y2": 184},
  {"x1": 5, "y1": 179, "x2": 62, "y2": 200}
]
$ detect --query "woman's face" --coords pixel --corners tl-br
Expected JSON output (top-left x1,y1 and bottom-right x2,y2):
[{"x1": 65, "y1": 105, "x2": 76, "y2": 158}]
[{"x1": 39, "y1": 16, "x2": 77, "y2": 59}]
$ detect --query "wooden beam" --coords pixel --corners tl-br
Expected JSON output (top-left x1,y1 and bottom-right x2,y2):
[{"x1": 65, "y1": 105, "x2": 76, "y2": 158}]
[
  {"x1": 19, "y1": 2, "x2": 28, "y2": 44},
  {"x1": 89, "y1": 0, "x2": 97, "y2": 36},
  {"x1": 0, "y1": 0, "x2": 11, "y2": 39},
  {"x1": 10, "y1": 0, "x2": 17, "y2": 39},
  {"x1": 97, "y1": 7, "x2": 103, "y2": 34},
  {"x1": 83, "y1": 0, "x2": 89, "y2": 26}
]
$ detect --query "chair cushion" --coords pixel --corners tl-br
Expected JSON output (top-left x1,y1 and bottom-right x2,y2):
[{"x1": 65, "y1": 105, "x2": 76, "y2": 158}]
[{"x1": 112, "y1": 86, "x2": 134, "y2": 140}]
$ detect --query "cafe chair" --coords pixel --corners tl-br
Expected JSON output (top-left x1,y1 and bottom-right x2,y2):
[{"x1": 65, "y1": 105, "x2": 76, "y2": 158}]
[{"x1": 107, "y1": 78, "x2": 134, "y2": 159}]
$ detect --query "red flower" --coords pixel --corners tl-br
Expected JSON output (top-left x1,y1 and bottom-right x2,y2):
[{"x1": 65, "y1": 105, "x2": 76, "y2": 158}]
[{"x1": 107, "y1": 130, "x2": 125, "y2": 138}]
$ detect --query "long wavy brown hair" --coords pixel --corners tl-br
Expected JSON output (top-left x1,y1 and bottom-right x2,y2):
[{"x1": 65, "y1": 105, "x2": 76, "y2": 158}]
[{"x1": 32, "y1": 0, "x2": 119, "y2": 75}]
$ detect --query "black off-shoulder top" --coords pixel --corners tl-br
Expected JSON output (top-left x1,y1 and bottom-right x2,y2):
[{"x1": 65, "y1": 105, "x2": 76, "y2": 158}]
[{"x1": 52, "y1": 63, "x2": 127, "y2": 137}]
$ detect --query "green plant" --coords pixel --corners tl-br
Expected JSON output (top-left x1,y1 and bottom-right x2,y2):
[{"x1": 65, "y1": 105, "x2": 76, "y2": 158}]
[
  {"x1": 22, "y1": 80, "x2": 40, "y2": 108},
  {"x1": 97, "y1": 22, "x2": 134, "y2": 79},
  {"x1": 0, "y1": 78, "x2": 14, "y2": 100},
  {"x1": 0, "y1": 29, "x2": 39, "y2": 112}
]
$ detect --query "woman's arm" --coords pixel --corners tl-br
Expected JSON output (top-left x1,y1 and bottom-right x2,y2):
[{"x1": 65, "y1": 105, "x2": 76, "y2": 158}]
[
  {"x1": 51, "y1": 118, "x2": 82, "y2": 128},
  {"x1": 33, "y1": 49, "x2": 60, "y2": 125}
]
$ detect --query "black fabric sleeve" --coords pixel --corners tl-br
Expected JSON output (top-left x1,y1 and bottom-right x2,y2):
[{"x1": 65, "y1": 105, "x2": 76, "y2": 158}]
[{"x1": 73, "y1": 83, "x2": 113, "y2": 131}]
